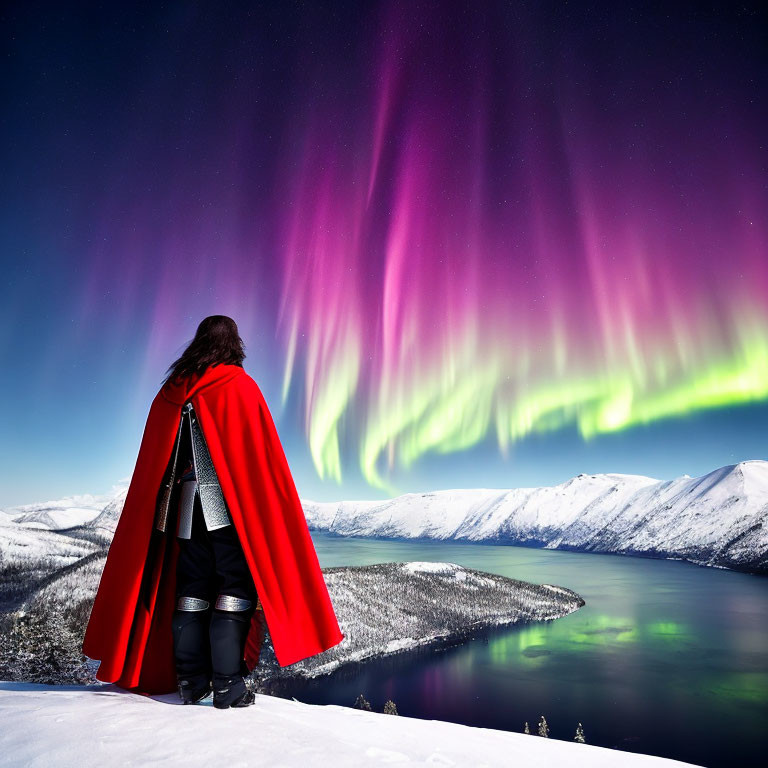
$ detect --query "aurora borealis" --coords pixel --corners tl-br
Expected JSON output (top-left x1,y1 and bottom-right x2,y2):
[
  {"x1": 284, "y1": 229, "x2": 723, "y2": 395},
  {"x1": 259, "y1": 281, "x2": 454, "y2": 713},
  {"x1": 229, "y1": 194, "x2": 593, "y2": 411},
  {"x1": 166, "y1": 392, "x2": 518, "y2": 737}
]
[{"x1": 1, "y1": 1, "x2": 766, "y2": 506}]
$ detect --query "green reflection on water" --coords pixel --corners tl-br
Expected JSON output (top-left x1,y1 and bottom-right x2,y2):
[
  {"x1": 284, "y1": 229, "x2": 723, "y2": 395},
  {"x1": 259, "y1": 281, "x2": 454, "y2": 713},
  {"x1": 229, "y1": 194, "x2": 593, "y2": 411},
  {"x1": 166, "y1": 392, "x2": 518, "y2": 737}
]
[
  {"x1": 645, "y1": 620, "x2": 692, "y2": 642},
  {"x1": 487, "y1": 610, "x2": 703, "y2": 664},
  {"x1": 489, "y1": 623, "x2": 550, "y2": 664},
  {"x1": 568, "y1": 614, "x2": 639, "y2": 645},
  {"x1": 704, "y1": 672, "x2": 768, "y2": 704}
]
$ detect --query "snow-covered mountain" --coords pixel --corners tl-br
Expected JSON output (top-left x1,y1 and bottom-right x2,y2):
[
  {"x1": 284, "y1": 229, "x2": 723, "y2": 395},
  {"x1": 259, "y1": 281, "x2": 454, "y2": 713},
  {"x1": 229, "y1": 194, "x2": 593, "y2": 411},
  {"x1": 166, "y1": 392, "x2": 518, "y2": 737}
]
[
  {"x1": 1, "y1": 481, "x2": 129, "y2": 531},
  {"x1": 5, "y1": 460, "x2": 767, "y2": 572},
  {"x1": 84, "y1": 487, "x2": 129, "y2": 531},
  {"x1": 0, "y1": 681, "x2": 701, "y2": 768},
  {"x1": 302, "y1": 460, "x2": 768, "y2": 573}
]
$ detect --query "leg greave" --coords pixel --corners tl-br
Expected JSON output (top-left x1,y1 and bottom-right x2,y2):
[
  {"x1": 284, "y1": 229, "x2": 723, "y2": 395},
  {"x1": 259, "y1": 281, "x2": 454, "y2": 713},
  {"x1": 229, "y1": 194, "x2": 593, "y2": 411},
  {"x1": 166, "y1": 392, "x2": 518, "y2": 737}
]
[
  {"x1": 172, "y1": 596, "x2": 212, "y2": 682},
  {"x1": 209, "y1": 594, "x2": 254, "y2": 682},
  {"x1": 209, "y1": 594, "x2": 256, "y2": 708},
  {"x1": 171, "y1": 596, "x2": 211, "y2": 704}
]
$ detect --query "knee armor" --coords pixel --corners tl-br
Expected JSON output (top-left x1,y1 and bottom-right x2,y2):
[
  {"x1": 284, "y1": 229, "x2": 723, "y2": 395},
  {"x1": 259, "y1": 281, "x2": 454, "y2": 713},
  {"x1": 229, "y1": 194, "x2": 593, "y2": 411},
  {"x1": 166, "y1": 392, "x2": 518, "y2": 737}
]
[
  {"x1": 214, "y1": 594, "x2": 252, "y2": 612},
  {"x1": 176, "y1": 596, "x2": 211, "y2": 612}
]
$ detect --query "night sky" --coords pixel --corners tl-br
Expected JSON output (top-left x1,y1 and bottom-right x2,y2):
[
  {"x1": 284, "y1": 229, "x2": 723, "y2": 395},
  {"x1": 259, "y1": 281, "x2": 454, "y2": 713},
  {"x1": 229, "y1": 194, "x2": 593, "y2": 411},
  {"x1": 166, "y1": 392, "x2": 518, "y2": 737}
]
[{"x1": 1, "y1": 1, "x2": 766, "y2": 507}]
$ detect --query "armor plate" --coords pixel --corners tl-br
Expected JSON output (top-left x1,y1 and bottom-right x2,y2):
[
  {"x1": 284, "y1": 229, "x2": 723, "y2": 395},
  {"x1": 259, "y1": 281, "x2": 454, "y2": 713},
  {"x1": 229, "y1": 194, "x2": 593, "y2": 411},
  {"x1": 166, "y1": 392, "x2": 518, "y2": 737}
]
[{"x1": 154, "y1": 400, "x2": 232, "y2": 535}]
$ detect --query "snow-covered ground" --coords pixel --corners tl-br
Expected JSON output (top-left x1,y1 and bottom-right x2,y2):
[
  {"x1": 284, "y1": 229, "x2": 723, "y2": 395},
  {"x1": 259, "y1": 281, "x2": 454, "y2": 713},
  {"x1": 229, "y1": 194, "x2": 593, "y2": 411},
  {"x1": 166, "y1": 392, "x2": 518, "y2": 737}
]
[{"x1": 0, "y1": 681, "x2": 701, "y2": 767}]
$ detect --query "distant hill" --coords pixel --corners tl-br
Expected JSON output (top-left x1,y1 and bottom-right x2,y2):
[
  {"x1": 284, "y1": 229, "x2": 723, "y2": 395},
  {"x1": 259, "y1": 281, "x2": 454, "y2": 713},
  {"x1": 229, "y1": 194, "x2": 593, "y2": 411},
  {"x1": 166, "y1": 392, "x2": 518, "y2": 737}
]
[
  {"x1": 2, "y1": 483, "x2": 129, "y2": 531},
  {"x1": 301, "y1": 460, "x2": 768, "y2": 573}
]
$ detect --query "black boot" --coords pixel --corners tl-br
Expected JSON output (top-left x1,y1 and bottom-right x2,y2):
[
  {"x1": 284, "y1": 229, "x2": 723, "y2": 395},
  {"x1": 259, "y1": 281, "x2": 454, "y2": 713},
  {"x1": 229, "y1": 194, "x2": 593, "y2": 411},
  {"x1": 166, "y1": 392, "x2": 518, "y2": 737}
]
[
  {"x1": 172, "y1": 596, "x2": 213, "y2": 704},
  {"x1": 178, "y1": 673, "x2": 213, "y2": 705},
  {"x1": 209, "y1": 594, "x2": 256, "y2": 709},
  {"x1": 211, "y1": 663, "x2": 256, "y2": 709}
]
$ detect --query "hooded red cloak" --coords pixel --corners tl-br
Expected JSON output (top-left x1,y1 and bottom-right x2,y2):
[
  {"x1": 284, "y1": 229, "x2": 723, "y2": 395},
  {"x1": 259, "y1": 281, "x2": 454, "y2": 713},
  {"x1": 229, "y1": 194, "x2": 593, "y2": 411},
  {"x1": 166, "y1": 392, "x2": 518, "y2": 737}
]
[{"x1": 82, "y1": 363, "x2": 345, "y2": 694}]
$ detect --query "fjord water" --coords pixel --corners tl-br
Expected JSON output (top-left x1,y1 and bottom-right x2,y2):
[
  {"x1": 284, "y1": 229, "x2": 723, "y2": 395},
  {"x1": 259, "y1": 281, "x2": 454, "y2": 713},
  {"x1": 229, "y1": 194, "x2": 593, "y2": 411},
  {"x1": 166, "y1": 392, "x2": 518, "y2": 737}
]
[{"x1": 289, "y1": 533, "x2": 767, "y2": 768}]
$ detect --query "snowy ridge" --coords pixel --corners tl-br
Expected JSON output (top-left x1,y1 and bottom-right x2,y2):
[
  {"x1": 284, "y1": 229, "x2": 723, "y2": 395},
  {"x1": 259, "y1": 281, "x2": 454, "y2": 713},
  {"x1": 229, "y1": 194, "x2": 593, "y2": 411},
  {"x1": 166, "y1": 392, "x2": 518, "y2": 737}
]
[{"x1": 301, "y1": 460, "x2": 768, "y2": 573}]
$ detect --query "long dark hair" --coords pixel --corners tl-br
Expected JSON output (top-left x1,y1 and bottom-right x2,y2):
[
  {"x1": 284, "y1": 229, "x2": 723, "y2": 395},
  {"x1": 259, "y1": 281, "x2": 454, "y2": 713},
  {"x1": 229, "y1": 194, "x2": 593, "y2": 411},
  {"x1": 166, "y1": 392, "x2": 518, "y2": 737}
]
[{"x1": 161, "y1": 315, "x2": 246, "y2": 387}]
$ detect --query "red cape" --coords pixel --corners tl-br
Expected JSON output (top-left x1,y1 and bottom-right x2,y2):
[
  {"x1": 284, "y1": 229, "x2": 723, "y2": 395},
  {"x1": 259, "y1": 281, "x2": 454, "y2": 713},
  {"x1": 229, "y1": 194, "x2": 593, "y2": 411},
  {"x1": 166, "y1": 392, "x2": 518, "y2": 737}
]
[{"x1": 82, "y1": 363, "x2": 345, "y2": 694}]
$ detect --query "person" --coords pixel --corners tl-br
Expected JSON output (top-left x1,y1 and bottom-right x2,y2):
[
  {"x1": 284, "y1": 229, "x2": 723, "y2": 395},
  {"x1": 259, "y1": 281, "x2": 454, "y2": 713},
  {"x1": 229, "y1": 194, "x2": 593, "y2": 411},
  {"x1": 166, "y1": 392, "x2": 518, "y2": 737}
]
[{"x1": 82, "y1": 315, "x2": 345, "y2": 707}]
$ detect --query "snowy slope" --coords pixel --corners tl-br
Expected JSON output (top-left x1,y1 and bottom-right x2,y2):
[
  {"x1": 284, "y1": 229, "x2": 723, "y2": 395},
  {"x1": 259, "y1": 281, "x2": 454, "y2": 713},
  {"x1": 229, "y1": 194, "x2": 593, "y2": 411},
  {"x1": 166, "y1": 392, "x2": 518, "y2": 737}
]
[
  {"x1": 0, "y1": 681, "x2": 701, "y2": 767},
  {"x1": 302, "y1": 461, "x2": 768, "y2": 572},
  {"x1": 0, "y1": 523, "x2": 97, "y2": 571}
]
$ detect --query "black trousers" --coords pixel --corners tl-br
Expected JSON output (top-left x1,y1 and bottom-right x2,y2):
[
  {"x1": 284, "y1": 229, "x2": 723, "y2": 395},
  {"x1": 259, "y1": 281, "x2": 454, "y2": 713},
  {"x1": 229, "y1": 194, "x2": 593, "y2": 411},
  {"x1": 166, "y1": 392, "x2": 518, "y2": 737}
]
[{"x1": 175, "y1": 491, "x2": 258, "y2": 606}]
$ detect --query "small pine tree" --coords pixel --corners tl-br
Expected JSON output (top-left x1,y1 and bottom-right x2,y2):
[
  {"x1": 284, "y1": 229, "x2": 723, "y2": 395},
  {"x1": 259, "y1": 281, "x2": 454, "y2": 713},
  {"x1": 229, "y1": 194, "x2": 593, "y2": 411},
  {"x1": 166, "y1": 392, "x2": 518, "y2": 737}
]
[
  {"x1": 383, "y1": 699, "x2": 399, "y2": 715},
  {"x1": 574, "y1": 722, "x2": 585, "y2": 743},
  {"x1": 353, "y1": 693, "x2": 372, "y2": 711},
  {"x1": 523, "y1": 721, "x2": 530, "y2": 734},
  {"x1": 538, "y1": 715, "x2": 549, "y2": 738}
]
